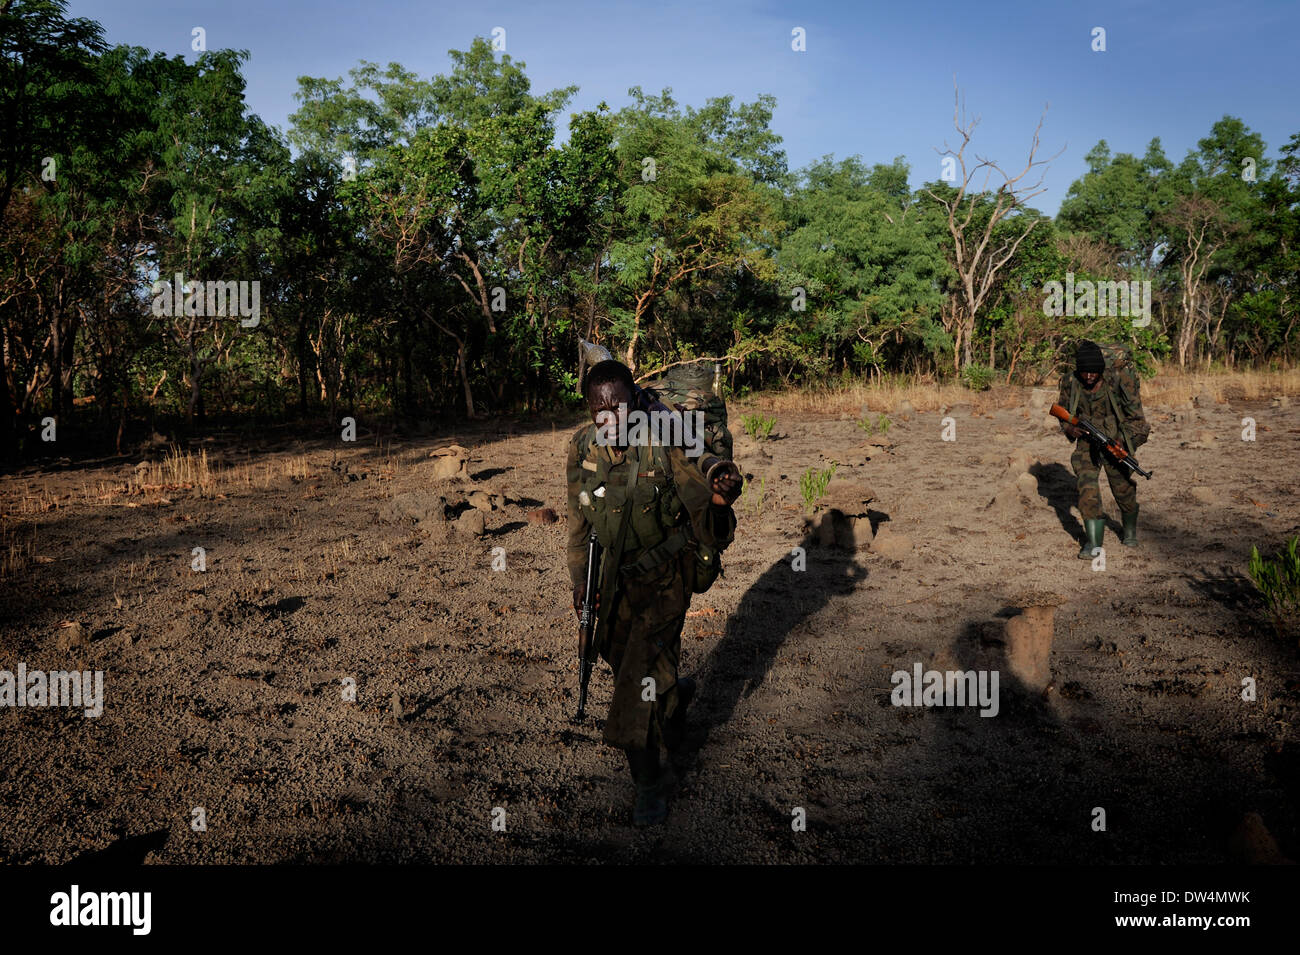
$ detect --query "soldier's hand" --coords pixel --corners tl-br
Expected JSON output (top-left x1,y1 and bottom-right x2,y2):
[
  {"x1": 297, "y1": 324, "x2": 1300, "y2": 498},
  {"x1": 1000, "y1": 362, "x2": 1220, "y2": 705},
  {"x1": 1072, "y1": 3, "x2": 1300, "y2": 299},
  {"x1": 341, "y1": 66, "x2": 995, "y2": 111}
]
[
  {"x1": 573, "y1": 584, "x2": 599, "y2": 618},
  {"x1": 710, "y1": 467, "x2": 742, "y2": 507},
  {"x1": 1064, "y1": 424, "x2": 1086, "y2": 440}
]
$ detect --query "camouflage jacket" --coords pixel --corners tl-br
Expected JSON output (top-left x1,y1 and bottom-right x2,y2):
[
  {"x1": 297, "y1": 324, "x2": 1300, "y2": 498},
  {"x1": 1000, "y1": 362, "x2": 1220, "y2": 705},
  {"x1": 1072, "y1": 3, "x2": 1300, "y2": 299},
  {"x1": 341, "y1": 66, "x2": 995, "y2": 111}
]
[
  {"x1": 565, "y1": 423, "x2": 735, "y2": 590},
  {"x1": 1057, "y1": 364, "x2": 1150, "y2": 453}
]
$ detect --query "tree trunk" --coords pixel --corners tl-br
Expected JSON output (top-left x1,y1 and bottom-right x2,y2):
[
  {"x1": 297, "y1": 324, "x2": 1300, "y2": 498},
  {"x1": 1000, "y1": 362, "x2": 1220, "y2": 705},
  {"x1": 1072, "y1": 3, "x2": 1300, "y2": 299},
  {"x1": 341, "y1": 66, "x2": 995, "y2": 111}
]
[{"x1": 455, "y1": 339, "x2": 475, "y2": 418}]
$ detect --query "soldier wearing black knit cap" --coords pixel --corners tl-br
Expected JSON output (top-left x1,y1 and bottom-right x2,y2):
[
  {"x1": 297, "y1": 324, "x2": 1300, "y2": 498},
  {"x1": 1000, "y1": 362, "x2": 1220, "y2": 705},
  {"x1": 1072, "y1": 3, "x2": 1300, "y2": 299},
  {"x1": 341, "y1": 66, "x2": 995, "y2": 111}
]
[{"x1": 1057, "y1": 340, "x2": 1151, "y2": 558}]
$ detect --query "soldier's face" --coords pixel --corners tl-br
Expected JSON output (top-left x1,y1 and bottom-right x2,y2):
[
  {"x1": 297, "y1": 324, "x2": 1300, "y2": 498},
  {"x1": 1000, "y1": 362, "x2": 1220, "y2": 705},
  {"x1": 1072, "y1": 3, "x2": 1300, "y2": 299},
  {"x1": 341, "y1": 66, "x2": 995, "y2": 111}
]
[
  {"x1": 1077, "y1": 370, "x2": 1102, "y2": 390},
  {"x1": 588, "y1": 381, "x2": 632, "y2": 445}
]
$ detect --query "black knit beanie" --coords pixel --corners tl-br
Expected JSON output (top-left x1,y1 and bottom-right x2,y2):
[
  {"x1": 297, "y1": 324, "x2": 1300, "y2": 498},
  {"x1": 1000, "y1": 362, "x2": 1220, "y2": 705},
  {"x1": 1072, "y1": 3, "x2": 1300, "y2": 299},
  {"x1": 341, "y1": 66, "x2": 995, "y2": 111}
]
[{"x1": 1075, "y1": 340, "x2": 1105, "y2": 374}]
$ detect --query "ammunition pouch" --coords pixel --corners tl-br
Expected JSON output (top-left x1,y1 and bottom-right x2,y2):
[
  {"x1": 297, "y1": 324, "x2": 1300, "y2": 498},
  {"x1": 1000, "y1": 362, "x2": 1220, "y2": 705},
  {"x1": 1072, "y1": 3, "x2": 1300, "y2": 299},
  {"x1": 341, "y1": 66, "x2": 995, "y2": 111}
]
[{"x1": 620, "y1": 522, "x2": 722, "y2": 594}]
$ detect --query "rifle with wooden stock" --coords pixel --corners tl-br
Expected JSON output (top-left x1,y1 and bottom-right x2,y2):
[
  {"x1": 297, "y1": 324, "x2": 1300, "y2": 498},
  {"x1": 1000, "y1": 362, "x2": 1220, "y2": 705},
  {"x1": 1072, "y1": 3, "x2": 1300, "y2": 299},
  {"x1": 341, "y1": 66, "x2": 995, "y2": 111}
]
[{"x1": 1050, "y1": 403, "x2": 1153, "y2": 480}]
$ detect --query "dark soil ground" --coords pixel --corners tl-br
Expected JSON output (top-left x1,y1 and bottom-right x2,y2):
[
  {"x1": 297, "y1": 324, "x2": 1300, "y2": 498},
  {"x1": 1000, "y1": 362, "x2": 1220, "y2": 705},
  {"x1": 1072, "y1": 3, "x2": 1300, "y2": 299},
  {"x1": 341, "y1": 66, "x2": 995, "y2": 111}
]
[{"x1": 1, "y1": 388, "x2": 1298, "y2": 863}]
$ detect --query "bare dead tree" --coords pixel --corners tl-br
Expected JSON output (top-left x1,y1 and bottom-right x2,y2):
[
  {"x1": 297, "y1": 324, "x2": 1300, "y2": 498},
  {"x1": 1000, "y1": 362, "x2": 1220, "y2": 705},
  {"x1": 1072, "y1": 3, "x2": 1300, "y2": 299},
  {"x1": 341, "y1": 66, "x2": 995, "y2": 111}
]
[
  {"x1": 1161, "y1": 194, "x2": 1235, "y2": 369},
  {"x1": 926, "y1": 80, "x2": 1061, "y2": 370}
]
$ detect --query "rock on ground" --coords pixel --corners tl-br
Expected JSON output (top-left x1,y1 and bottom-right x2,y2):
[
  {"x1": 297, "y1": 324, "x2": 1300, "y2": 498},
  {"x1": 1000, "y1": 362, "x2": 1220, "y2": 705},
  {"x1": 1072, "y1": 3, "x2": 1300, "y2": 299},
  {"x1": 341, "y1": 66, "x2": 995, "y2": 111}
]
[
  {"x1": 456, "y1": 508, "x2": 486, "y2": 536},
  {"x1": 1001, "y1": 606, "x2": 1055, "y2": 693},
  {"x1": 430, "y1": 444, "x2": 470, "y2": 480},
  {"x1": 871, "y1": 524, "x2": 912, "y2": 558}
]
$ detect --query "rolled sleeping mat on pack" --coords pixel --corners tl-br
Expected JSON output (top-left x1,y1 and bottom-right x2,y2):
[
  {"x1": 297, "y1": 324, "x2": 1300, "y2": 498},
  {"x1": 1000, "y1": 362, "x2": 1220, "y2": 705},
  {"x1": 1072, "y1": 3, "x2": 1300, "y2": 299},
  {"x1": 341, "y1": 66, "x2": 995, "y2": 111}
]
[{"x1": 580, "y1": 340, "x2": 614, "y2": 370}]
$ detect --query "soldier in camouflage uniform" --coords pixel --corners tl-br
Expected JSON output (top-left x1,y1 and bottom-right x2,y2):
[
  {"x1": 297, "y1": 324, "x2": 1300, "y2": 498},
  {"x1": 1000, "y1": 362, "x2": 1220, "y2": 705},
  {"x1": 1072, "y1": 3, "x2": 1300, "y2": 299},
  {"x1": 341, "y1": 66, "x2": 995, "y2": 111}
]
[
  {"x1": 1057, "y1": 340, "x2": 1151, "y2": 557},
  {"x1": 566, "y1": 360, "x2": 741, "y2": 826}
]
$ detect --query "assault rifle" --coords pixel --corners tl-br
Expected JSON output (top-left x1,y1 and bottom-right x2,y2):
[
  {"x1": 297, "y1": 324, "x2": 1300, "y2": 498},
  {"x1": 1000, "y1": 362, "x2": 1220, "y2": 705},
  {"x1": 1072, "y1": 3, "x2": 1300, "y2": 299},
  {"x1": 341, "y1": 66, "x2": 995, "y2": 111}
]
[
  {"x1": 1050, "y1": 404, "x2": 1153, "y2": 480},
  {"x1": 575, "y1": 530, "x2": 602, "y2": 720}
]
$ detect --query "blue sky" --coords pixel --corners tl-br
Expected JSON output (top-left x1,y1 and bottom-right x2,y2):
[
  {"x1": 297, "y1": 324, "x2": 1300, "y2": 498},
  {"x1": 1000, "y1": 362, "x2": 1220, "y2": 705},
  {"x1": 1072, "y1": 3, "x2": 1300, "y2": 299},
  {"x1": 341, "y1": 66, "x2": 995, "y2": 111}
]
[{"x1": 72, "y1": 0, "x2": 1299, "y2": 215}]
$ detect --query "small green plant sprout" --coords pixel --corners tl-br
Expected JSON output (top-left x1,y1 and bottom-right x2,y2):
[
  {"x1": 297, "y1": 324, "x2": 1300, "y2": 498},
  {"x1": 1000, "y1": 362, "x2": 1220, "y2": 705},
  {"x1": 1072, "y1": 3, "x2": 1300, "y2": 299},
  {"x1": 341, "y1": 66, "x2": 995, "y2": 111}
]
[
  {"x1": 743, "y1": 474, "x2": 768, "y2": 516},
  {"x1": 742, "y1": 413, "x2": 776, "y2": 441},
  {"x1": 799, "y1": 463, "x2": 837, "y2": 512},
  {"x1": 856, "y1": 413, "x2": 892, "y2": 435},
  {"x1": 1248, "y1": 536, "x2": 1300, "y2": 638}
]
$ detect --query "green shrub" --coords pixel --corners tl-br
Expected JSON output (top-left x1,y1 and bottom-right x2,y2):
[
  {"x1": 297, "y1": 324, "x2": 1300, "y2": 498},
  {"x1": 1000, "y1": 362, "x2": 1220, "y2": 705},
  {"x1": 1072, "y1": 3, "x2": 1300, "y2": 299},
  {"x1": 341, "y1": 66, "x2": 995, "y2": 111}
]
[
  {"x1": 1249, "y1": 536, "x2": 1300, "y2": 635},
  {"x1": 960, "y1": 363, "x2": 996, "y2": 391},
  {"x1": 799, "y1": 463, "x2": 837, "y2": 512}
]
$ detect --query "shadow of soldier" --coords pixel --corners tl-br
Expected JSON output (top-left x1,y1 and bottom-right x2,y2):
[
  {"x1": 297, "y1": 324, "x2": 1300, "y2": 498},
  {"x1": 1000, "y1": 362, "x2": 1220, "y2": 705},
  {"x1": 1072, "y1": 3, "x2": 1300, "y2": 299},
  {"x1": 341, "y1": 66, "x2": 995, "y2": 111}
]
[
  {"x1": 930, "y1": 618, "x2": 1092, "y2": 862},
  {"x1": 875, "y1": 605, "x2": 1295, "y2": 863},
  {"x1": 1030, "y1": 461, "x2": 1085, "y2": 545},
  {"x1": 670, "y1": 526, "x2": 868, "y2": 779},
  {"x1": 853, "y1": 615, "x2": 1143, "y2": 863}
]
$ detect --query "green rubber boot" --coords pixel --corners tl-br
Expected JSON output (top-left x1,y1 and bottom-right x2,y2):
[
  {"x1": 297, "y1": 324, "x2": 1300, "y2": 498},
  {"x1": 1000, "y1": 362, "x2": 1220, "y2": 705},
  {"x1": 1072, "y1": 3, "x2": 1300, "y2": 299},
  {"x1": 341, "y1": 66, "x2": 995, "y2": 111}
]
[
  {"x1": 1078, "y1": 518, "x2": 1105, "y2": 559},
  {"x1": 626, "y1": 747, "x2": 667, "y2": 827},
  {"x1": 1121, "y1": 507, "x2": 1139, "y2": 547}
]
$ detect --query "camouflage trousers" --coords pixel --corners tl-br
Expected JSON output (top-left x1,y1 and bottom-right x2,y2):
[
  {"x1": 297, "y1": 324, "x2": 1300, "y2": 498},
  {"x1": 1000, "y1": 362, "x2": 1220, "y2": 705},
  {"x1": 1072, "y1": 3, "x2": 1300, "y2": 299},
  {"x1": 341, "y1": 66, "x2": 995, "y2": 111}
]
[
  {"x1": 1071, "y1": 440, "x2": 1138, "y2": 520},
  {"x1": 599, "y1": 554, "x2": 689, "y2": 751}
]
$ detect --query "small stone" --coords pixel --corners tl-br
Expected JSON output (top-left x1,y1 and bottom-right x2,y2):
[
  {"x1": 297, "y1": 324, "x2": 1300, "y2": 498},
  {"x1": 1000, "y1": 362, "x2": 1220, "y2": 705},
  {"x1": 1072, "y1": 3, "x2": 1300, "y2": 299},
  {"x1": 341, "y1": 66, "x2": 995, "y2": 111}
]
[
  {"x1": 468, "y1": 490, "x2": 494, "y2": 512},
  {"x1": 1190, "y1": 486, "x2": 1215, "y2": 505},
  {"x1": 1002, "y1": 606, "x2": 1055, "y2": 693},
  {"x1": 1014, "y1": 472, "x2": 1038, "y2": 498},
  {"x1": 872, "y1": 526, "x2": 912, "y2": 558},
  {"x1": 456, "y1": 508, "x2": 486, "y2": 536},
  {"x1": 391, "y1": 692, "x2": 403, "y2": 720},
  {"x1": 430, "y1": 445, "x2": 469, "y2": 480},
  {"x1": 812, "y1": 509, "x2": 872, "y2": 550},
  {"x1": 1006, "y1": 448, "x2": 1034, "y2": 475},
  {"x1": 527, "y1": 508, "x2": 559, "y2": 525},
  {"x1": 821, "y1": 480, "x2": 876, "y2": 514},
  {"x1": 983, "y1": 484, "x2": 1023, "y2": 515},
  {"x1": 387, "y1": 492, "x2": 447, "y2": 525},
  {"x1": 57, "y1": 621, "x2": 88, "y2": 651}
]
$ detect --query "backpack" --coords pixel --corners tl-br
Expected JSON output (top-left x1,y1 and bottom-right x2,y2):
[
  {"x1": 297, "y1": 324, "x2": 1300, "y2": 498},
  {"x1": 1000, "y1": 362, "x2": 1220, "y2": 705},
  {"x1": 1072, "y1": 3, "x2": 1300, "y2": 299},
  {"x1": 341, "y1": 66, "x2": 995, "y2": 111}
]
[
  {"x1": 647, "y1": 368, "x2": 731, "y2": 594},
  {"x1": 643, "y1": 364, "x2": 733, "y2": 461}
]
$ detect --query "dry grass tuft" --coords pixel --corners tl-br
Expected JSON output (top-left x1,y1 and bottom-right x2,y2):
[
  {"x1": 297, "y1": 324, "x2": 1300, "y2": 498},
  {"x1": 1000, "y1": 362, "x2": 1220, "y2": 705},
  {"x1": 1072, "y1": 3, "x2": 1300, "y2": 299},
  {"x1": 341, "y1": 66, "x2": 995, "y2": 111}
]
[
  {"x1": 131, "y1": 446, "x2": 217, "y2": 494},
  {"x1": 746, "y1": 377, "x2": 1022, "y2": 416},
  {"x1": 0, "y1": 522, "x2": 38, "y2": 578},
  {"x1": 740, "y1": 366, "x2": 1300, "y2": 416},
  {"x1": 1144, "y1": 367, "x2": 1300, "y2": 406}
]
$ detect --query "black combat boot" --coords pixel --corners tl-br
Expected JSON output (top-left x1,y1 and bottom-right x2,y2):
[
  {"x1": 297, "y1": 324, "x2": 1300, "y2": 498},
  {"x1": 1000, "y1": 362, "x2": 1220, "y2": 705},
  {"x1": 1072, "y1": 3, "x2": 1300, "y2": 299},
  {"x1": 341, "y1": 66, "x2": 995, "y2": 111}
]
[
  {"x1": 664, "y1": 676, "x2": 696, "y2": 753},
  {"x1": 1078, "y1": 518, "x2": 1105, "y2": 559},
  {"x1": 1121, "y1": 506, "x2": 1139, "y2": 547},
  {"x1": 626, "y1": 747, "x2": 667, "y2": 826}
]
